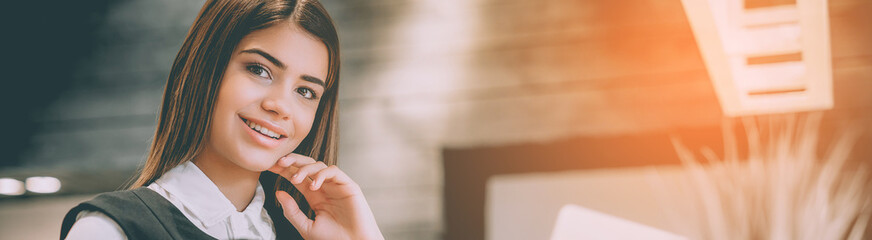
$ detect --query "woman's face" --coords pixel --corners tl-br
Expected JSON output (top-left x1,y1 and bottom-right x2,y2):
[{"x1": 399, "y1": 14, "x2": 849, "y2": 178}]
[{"x1": 205, "y1": 22, "x2": 329, "y2": 172}]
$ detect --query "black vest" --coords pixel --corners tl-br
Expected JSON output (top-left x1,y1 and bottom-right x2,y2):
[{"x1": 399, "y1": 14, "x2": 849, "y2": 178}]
[{"x1": 59, "y1": 172, "x2": 303, "y2": 240}]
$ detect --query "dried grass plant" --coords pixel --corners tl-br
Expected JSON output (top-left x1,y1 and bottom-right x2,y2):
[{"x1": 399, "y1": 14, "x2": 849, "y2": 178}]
[{"x1": 652, "y1": 113, "x2": 871, "y2": 240}]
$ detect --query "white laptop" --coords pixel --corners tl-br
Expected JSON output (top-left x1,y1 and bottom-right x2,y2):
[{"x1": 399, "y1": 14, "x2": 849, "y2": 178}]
[{"x1": 550, "y1": 204, "x2": 688, "y2": 240}]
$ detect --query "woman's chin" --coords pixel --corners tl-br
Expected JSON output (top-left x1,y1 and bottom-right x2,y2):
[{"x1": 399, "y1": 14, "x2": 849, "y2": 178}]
[{"x1": 234, "y1": 154, "x2": 281, "y2": 172}]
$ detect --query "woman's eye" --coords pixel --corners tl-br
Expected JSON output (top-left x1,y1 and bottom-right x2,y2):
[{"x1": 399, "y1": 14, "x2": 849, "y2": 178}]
[
  {"x1": 296, "y1": 87, "x2": 317, "y2": 99},
  {"x1": 246, "y1": 65, "x2": 271, "y2": 79}
]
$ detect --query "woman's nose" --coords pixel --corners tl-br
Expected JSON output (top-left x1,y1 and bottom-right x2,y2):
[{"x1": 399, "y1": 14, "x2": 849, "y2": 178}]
[{"x1": 261, "y1": 90, "x2": 293, "y2": 120}]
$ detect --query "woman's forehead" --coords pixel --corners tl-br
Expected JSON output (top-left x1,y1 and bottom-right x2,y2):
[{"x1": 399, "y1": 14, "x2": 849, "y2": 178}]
[{"x1": 236, "y1": 23, "x2": 329, "y2": 81}]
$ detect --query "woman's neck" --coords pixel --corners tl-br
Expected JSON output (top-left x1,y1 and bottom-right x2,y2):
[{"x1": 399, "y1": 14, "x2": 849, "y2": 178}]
[{"x1": 191, "y1": 146, "x2": 261, "y2": 212}]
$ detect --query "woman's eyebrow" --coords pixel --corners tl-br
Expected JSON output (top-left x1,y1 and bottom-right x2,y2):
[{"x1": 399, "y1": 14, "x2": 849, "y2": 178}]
[
  {"x1": 240, "y1": 48, "x2": 286, "y2": 69},
  {"x1": 240, "y1": 48, "x2": 325, "y2": 88},
  {"x1": 301, "y1": 75, "x2": 326, "y2": 88}
]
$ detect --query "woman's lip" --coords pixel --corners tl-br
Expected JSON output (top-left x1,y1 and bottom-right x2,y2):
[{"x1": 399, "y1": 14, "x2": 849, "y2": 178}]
[
  {"x1": 240, "y1": 116, "x2": 285, "y2": 149},
  {"x1": 239, "y1": 115, "x2": 289, "y2": 137}
]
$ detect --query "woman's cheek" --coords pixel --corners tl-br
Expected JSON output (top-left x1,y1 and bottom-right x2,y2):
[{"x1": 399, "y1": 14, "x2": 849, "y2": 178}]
[{"x1": 297, "y1": 114, "x2": 317, "y2": 143}]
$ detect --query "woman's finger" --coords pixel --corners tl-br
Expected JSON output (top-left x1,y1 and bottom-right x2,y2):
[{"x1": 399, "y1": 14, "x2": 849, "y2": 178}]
[
  {"x1": 310, "y1": 165, "x2": 338, "y2": 191},
  {"x1": 266, "y1": 157, "x2": 292, "y2": 174},
  {"x1": 276, "y1": 190, "x2": 313, "y2": 237},
  {"x1": 276, "y1": 154, "x2": 316, "y2": 169},
  {"x1": 284, "y1": 153, "x2": 316, "y2": 167},
  {"x1": 291, "y1": 161, "x2": 328, "y2": 184},
  {"x1": 267, "y1": 154, "x2": 317, "y2": 179},
  {"x1": 309, "y1": 165, "x2": 356, "y2": 191}
]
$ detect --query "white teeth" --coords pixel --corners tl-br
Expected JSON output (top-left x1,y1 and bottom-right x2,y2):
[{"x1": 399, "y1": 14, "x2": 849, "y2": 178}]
[{"x1": 245, "y1": 119, "x2": 280, "y2": 139}]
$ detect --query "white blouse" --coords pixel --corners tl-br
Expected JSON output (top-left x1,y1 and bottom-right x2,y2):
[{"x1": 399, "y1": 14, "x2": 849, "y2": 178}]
[{"x1": 65, "y1": 161, "x2": 276, "y2": 240}]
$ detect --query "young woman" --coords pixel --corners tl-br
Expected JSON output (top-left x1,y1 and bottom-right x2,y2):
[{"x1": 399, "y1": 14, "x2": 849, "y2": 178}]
[{"x1": 59, "y1": 0, "x2": 383, "y2": 239}]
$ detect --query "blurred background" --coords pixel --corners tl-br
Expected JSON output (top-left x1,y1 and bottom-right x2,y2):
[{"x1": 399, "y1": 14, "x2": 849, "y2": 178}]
[{"x1": 0, "y1": 0, "x2": 869, "y2": 239}]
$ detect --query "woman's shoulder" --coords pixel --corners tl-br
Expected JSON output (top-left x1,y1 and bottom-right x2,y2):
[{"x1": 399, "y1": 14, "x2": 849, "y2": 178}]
[
  {"x1": 64, "y1": 211, "x2": 127, "y2": 240},
  {"x1": 61, "y1": 188, "x2": 159, "y2": 227},
  {"x1": 59, "y1": 188, "x2": 162, "y2": 240},
  {"x1": 59, "y1": 188, "x2": 215, "y2": 240}
]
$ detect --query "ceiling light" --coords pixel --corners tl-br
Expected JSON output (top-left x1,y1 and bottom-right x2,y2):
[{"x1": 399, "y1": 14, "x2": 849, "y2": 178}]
[
  {"x1": 25, "y1": 176, "x2": 61, "y2": 194},
  {"x1": 0, "y1": 178, "x2": 26, "y2": 196}
]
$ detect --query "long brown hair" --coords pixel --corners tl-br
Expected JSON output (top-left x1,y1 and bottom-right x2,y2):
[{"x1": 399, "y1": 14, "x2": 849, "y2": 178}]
[{"x1": 128, "y1": 0, "x2": 339, "y2": 218}]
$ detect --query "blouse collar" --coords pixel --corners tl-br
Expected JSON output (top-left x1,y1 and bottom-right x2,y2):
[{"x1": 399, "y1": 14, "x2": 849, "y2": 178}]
[{"x1": 153, "y1": 161, "x2": 267, "y2": 227}]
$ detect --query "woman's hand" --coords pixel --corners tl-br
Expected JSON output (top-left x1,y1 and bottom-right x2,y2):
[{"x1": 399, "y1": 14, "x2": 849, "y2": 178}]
[{"x1": 267, "y1": 153, "x2": 384, "y2": 240}]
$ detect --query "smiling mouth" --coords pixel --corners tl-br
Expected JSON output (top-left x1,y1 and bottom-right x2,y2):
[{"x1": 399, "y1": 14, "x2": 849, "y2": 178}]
[{"x1": 240, "y1": 117, "x2": 285, "y2": 140}]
